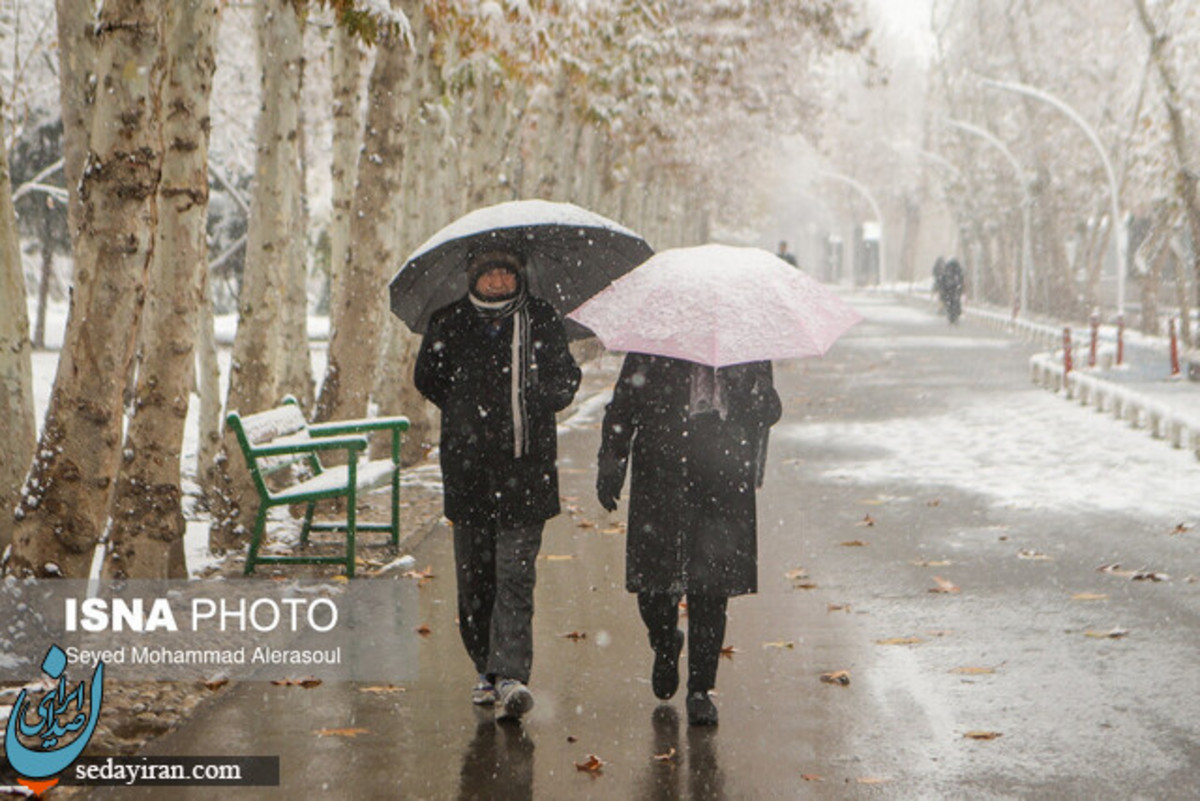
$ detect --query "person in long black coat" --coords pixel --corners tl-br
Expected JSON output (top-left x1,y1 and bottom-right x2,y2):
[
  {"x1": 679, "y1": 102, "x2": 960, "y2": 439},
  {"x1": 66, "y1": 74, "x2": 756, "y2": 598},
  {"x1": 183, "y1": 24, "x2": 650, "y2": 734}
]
[
  {"x1": 414, "y1": 250, "x2": 581, "y2": 722},
  {"x1": 596, "y1": 353, "x2": 781, "y2": 725}
]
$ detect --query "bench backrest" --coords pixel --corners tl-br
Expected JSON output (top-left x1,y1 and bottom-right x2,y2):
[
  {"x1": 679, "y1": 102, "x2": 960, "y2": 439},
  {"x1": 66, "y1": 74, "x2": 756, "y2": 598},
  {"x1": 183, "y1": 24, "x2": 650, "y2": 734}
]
[{"x1": 226, "y1": 398, "x2": 314, "y2": 496}]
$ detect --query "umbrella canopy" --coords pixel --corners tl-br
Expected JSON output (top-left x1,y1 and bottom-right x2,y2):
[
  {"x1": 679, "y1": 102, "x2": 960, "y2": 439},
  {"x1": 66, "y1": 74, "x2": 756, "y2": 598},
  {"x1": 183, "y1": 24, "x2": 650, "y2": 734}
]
[
  {"x1": 389, "y1": 199, "x2": 654, "y2": 337},
  {"x1": 566, "y1": 243, "x2": 862, "y2": 367}
]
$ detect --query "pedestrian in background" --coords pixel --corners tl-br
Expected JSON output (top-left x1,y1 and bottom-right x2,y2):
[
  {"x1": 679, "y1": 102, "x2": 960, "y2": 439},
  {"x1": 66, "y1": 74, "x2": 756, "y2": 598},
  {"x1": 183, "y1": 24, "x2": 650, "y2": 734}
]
[
  {"x1": 414, "y1": 249, "x2": 581, "y2": 722},
  {"x1": 776, "y1": 240, "x2": 798, "y2": 267},
  {"x1": 596, "y1": 354, "x2": 782, "y2": 725}
]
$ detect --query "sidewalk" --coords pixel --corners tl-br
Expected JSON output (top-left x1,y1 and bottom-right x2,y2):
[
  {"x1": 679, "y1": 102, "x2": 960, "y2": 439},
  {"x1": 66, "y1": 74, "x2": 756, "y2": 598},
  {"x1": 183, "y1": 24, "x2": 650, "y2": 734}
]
[{"x1": 888, "y1": 289, "x2": 1200, "y2": 463}]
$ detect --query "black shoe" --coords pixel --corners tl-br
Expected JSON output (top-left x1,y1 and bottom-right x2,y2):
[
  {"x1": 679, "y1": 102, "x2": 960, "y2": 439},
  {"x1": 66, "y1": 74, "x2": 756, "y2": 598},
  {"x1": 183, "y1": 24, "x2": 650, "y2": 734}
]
[
  {"x1": 495, "y1": 678, "x2": 534, "y2": 722},
  {"x1": 652, "y1": 629, "x2": 685, "y2": 700},
  {"x1": 686, "y1": 691, "x2": 718, "y2": 726}
]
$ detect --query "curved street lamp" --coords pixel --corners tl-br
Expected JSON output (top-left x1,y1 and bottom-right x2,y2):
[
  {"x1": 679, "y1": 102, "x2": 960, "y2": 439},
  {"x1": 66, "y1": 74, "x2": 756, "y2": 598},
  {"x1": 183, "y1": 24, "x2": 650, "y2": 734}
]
[
  {"x1": 982, "y1": 78, "x2": 1126, "y2": 323},
  {"x1": 945, "y1": 118, "x2": 1034, "y2": 318},
  {"x1": 817, "y1": 170, "x2": 886, "y2": 286}
]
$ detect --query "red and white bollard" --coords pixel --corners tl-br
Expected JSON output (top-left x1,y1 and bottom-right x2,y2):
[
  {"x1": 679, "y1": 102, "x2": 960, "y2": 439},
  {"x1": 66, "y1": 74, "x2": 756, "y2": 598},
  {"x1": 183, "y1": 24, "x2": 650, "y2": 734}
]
[
  {"x1": 1116, "y1": 314, "x2": 1125, "y2": 367},
  {"x1": 1088, "y1": 309, "x2": 1100, "y2": 368},
  {"x1": 1170, "y1": 317, "x2": 1181, "y2": 378},
  {"x1": 1063, "y1": 326, "x2": 1073, "y2": 376}
]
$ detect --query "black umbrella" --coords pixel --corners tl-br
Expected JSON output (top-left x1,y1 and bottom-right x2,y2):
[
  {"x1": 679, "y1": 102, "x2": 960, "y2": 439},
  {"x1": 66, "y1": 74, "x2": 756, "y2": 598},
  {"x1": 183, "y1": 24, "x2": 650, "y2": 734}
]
[{"x1": 388, "y1": 199, "x2": 654, "y2": 339}]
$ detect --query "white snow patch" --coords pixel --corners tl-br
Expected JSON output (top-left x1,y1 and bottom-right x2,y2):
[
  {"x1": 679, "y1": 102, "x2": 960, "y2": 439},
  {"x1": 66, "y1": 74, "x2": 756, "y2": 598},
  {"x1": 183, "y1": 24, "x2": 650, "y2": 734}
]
[{"x1": 777, "y1": 390, "x2": 1200, "y2": 518}]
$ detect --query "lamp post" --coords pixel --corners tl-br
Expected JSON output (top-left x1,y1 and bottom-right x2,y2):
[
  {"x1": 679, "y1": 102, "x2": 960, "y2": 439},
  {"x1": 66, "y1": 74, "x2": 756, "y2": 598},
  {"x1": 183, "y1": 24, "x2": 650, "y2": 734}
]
[
  {"x1": 982, "y1": 78, "x2": 1126, "y2": 327},
  {"x1": 818, "y1": 170, "x2": 886, "y2": 286},
  {"x1": 945, "y1": 119, "x2": 1034, "y2": 319}
]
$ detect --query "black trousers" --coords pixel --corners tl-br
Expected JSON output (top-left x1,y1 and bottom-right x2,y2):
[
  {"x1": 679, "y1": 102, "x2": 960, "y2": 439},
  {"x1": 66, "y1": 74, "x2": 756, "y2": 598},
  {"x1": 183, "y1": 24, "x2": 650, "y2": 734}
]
[
  {"x1": 637, "y1": 592, "x2": 728, "y2": 693},
  {"x1": 453, "y1": 520, "x2": 544, "y2": 684}
]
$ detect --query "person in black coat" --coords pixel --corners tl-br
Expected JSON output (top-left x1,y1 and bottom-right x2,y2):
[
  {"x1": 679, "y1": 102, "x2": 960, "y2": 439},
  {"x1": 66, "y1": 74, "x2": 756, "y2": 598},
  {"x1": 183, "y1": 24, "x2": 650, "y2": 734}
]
[
  {"x1": 414, "y1": 249, "x2": 581, "y2": 722},
  {"x1": 596, "y1": 354, "x2": 781, "y2": 725}
]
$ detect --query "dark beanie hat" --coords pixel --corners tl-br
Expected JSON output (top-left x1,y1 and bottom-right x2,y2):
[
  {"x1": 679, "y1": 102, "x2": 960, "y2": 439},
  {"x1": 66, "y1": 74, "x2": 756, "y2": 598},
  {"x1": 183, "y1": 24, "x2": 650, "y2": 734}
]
[{"x1": 467, "y1": 250, "x2": 524, "y2": 288}]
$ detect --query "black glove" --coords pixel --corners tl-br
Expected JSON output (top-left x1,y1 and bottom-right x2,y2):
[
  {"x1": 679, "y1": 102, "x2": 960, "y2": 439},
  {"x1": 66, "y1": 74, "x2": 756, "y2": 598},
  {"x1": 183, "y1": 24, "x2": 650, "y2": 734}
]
[{"x1": 597, "y1": 468, "x2": 623, "y2": 512}]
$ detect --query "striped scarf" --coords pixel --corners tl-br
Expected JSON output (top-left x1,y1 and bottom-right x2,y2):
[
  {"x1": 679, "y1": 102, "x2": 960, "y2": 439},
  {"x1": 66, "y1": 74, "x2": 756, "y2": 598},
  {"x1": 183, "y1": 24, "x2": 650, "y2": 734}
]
[{"x1": 469, "y1": 284, "x2": 532, "y2": 458}]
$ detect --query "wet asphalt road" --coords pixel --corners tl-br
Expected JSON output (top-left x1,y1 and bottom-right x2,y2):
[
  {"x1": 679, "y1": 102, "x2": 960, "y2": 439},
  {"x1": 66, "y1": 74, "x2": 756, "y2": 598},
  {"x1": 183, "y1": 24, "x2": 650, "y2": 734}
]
[{"x1": 91, "y1": 293, "x2": 1200, "y2": 800}]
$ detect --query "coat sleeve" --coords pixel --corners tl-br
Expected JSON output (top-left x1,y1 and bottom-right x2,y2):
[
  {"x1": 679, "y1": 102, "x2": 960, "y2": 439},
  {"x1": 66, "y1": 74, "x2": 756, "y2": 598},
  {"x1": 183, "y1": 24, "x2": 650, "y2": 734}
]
[
  {"x1": 530, "y1": 304, "x2": 581, "y2": 413},
  {"x1": 597, "y1": 354, "x2": 649, "y2": 489},
  {"x1": 413, "y1": 309, "x2": 451, "y2": 409},
  {"x1": 751, "y1": 362, "x2": 782, "y2": 428}
]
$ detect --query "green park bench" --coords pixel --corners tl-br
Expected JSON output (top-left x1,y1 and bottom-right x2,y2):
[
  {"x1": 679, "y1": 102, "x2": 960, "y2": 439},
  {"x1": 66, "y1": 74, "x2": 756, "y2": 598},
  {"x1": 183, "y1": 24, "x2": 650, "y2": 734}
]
[{"x1": 225, "y1": 397, "x2": 410, "y2": 578}]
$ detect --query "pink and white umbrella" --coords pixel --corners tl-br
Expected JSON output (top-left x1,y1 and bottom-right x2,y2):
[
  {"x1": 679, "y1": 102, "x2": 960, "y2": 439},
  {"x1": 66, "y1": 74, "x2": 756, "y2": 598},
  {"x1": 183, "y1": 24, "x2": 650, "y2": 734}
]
[{"x1": 567, "y1": 243, "x2": 861, "y2": 367}]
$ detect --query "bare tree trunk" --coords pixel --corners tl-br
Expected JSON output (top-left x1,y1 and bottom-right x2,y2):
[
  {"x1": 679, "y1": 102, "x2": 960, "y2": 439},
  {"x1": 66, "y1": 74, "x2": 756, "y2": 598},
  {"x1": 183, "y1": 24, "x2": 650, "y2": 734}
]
[
  {"x1": 33, "y1": 213, "x2": 54, "y2": 349},
  {"x1": 195, "y1": 283, "x2": 222, "y2": 495},
  {"x1": 54, "y1": 0, "x2": 99, "y2": 236},
  {"x1": 0, "y1": 112, "x2": 36, "y2": 557},
  {"x1": 314, "y1": 11, "x2": 410, "y2": 425},
  {"x1": 210, "y1": 0, "x2": 304, "y2": 550},
  {"x1": 104, "y1": 0, "x2": 217, "y2": 580},
  {"x1": 278, "y1": 26, "x2": 314, "y2": 411},
  {"x1": 323, "y1": 22, "x2": 365, "y2": 378},
  {"x1": 7, "y1": 0, "x2": 165, "y2": 579}
]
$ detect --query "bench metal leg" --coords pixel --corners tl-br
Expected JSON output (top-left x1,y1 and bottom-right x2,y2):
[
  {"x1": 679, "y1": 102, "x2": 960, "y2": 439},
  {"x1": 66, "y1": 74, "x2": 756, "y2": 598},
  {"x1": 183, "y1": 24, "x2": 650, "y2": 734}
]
[
  {"x1": 299, "y1": 502, "x2": 316, "y2": 547},
  {"x1": 244, "y1": 504, "x2": 269, "y2": 576}
]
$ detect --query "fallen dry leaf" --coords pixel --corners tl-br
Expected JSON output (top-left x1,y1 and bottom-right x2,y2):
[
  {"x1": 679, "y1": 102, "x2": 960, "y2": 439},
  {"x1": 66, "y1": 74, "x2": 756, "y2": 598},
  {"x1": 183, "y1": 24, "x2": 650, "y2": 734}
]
[
  {"x1": 1171, "y1": 523, "x2": 1191, "y2": 535},
  {"x1": 950, "y1": 666, "x2": 998, "y2": 675},
  {"x1": 1017, "y1": 549, "x2": 1053, "y2": 561},
  {"x1": 574, "y1": 754, "x2": 605, "y2": 774},
  {"x1": 561, "y1": 631, "x2": 587, "y2": 640},
  {"x1": 793, "y1": 582, "x2": 819, "y2": 590},
  {"x1": 785, "y1": 567, "x2": 809, "y2": 580},
  {"x1": 652, "y1": 747, "x2": 678, "y2": 763},
  {"x1": 819, "y1": 670, "x2": 851, "y2": 686},
  {"x1": 1131, "y1": 571, "x2": 1168, "y2": 582},
  {"x1": 827, "y1": 603, "x2": 851, "y2": 613},
  {"x1": 840, "y1": 539, "x2": 868, "y2": 547},
  {"x1": 272, "y1": 677, "x2": 322, "y2": 688},
  {"x1": 762, "y1": 641, "x2": 796, "y2": 649},
  {"x1": 963, "y1": 730, "x2": 1002, "y2": 740},
  {"x1": 926, "y1": 499, "x2": 941, "y2": 507},
  {"x1": 876, "y1": 636, "x2": 923, "y2": 646},
  {"x1": 1085, "y1": 627, "x2": 1129, "y2": 639},
  {"x1": 1097, "y1": 563, "x2": 1135, "y2": 577},
  {"x1": 929, "y1": 576, "x2": 961, "y2": 594},
  {"x1": 1071, "y1": 592, "x2": 1109, "y2": 601},
  {"x1": 359, "y1": 685, "x2": 407, "y2": 694},
  {"x1": 202, "y1": 678, "x2": 229, "y2": 691},
  {"x1": 314, "y1": 727, "x2": 369, "y2": 738},
  {"x1": 416, "y1": 624, "x2": 432, "y2": 636},
  {"x1": 719, "y1": 645, "x2": 738, "y2": 658},
  {"x1": 911, "y1": 559, "x2": 952, "y2": 567},
  {"x1": 567, "y1": 735, "x2": 578, "y2": 743},
  {"x1": 577, "y1": 520, "x2": 596, "y2": 529},
  {"x1": 858, "y1": 514, "x2": 876, "y2": 527},
  {"x1": 600, "y1": 524, "x2": 626, "y2": 535},
  {"x1": 541, "y1": 554, "x2": 575, "y2": 561},
  {"x1": 857, "y1": 777, "x2": 893, "y2": 784},
  {"x1": 801, "y1": 774, "x2": 825, "y2": 782}
]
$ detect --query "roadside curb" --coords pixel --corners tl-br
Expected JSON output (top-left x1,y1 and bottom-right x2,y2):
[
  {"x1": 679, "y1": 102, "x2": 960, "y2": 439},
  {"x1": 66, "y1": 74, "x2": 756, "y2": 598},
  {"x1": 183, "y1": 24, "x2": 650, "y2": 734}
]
[{"x1": 884, "y1": 289, "x2": 1200, "y2": 462}]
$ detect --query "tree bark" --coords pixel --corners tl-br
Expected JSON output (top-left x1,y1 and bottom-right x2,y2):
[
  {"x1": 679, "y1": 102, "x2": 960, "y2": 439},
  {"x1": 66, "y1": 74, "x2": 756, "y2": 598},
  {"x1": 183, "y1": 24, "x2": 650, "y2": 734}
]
[
  {"x1": 209, "y1": 0, "x2": 304, "y2": 550},
  {"x1": 7, "y1": 0, "x2": 165, "y2": 578},
  {"x1": 324, "y1": 22, "x2": 365, "y2": 372},
  {"x1": 278, "y1": 23, "x2": 314, "y2": 411},
  {"x1": 53, "y1": 0, "x2": 100, "y2": 237},
  {"x1": 0, "y1": 111, "x2": 36, "y2": 557},
  {"x1": 314, "y1": 7, "x2": 410, "y2": 425},
  {"x1": 104, "y1": 0, "x2": 217, "y2": 580}
]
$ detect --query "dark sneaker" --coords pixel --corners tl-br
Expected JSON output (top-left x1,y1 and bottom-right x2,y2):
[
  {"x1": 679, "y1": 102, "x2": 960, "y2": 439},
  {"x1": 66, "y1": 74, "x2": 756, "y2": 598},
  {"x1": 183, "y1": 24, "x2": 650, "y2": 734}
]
[
  {"x1": 686, "y1": 691, "x2": 718, "y2": 726},
  {"x1": 495, "y1": 678, "x2": 534, "y2": 722},
  {"x1": 652, "y1": 629, "x2": 685, "y2": 700},
  {"x1": 472, "y1": 674, "x2": 497, "y2": 706}
]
